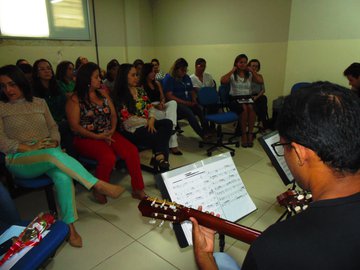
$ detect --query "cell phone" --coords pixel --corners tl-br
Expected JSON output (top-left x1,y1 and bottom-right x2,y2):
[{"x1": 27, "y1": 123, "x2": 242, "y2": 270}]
[{"x1": 0, "y1": 238, "x2": 13, "y2": 256}]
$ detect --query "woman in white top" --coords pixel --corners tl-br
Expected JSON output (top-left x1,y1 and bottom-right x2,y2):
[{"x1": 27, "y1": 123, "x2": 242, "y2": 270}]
[{"x1": 221, "y1": 54, "x2": 263, "y2": 147}]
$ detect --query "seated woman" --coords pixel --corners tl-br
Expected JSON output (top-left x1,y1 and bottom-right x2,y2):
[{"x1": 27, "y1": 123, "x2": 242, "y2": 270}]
[
  {"x1": 0, "y1": 65, "x2": 123, "y2": 247},
  {"x1": 75, "y1": 56, "x2": 89, "y2": 74},
  {"x1": 66, "y1": 62, "x2": 146, "y2": 202},
  {"x1": 113, "y1": 64, "x2": 173, "y2": 172},
  {"x1": 162, "y1": 58, "x2": 210, "y2": 141},
  {"x1": 140, "y1": 63, "x2": 182, "y2": 155},
  {"x1": 151, "y1": 58, "x2": 165, "y2": 81},
  {"x1": 103, "y1": 59, "x2": 120, "y2": 92},
  {"x1": 248, "y1": 59, "x2": 268, "y2": 130},
  {"x1": 33, "y1": 58, "x2": 76, "y2": 157},
  {"x1": 221, "y1": 54, "x2": 263, "y2": 147},
  {"x1": 56, "y1": 60, "x2": 76, "y2": 97}
]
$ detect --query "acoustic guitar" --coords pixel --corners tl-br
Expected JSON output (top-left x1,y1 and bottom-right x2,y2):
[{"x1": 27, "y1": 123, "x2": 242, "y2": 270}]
[{"x1": 138, "y1": 197, "x2": 261, "y2": 245}]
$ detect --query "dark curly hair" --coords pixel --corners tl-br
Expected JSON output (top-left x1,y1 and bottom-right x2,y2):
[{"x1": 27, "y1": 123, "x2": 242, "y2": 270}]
[{"x1": 277, "y1": 81, "x2": 360, "y2": 174}]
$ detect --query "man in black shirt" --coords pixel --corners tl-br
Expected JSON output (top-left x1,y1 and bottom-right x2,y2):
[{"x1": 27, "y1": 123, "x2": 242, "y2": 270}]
[{"x1": 191, "y1": 81, "x2": 360, "y2": 270}]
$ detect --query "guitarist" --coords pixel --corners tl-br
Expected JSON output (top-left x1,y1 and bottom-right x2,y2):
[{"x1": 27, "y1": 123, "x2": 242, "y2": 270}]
[{"x1": 191, "y1": 82, "x2": 360, "y2": 270}]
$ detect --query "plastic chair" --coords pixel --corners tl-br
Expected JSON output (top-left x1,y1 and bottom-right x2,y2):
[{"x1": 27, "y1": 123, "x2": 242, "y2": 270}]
[
  {"x1": 0, "y1": 152, "x2": 57, "y2": 214},
  {"x1": 197, "y1": 87, "x2": 239, "y2": 156},
  {"x1": 291, "y1": 82, "x2": 311, "y2": 94}
]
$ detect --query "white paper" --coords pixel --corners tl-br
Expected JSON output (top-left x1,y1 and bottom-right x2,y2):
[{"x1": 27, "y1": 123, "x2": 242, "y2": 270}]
[{"x1": 161, "y1": 152, "x2": 256, "y2": 245}]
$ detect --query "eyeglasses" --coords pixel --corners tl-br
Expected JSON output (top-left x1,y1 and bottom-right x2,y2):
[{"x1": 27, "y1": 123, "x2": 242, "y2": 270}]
[
  {"x1": 0, "y1": 81, "x2": 17, "y2": 91},
  {"x1": 271, "y1": 142, "x2": 291, "y2": 157}
]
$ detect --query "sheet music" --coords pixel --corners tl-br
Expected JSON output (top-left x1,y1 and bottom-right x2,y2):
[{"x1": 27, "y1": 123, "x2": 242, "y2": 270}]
[
  {"x1": 161, "y1": 152, "x2": 256, "y2": 245},
  {"x1": 263, "y1": 132, "x2": 294, "y2": 181}
]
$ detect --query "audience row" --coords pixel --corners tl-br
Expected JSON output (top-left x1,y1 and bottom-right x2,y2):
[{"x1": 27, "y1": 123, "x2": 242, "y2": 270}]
[{"x1": 0, "y1": 53, "x2": 269, "y2": 249}]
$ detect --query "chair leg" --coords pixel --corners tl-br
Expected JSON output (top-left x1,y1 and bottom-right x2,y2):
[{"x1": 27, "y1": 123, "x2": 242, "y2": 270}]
[
  {"x1": 203, "y1": 123, "x2": 239, "y2": 156},
  {"x1": 45, "y1": 185, "x2": 57, "y2": 215}
]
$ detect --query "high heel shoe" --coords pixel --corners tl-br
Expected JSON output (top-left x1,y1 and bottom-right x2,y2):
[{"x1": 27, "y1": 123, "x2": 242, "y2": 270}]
[{"x1": 93, "y1": 181, "x2": 125, "y2": 200}]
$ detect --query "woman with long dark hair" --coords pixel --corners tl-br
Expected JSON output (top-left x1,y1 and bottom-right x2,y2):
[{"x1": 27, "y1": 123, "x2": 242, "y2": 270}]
[
  {"x1": 140, "y1": 63, "x2": 182, "y2": 155},
  {"x1": 66, "y1": 62, "x2": 146, "y2": 202},
  {"x1": 33, "y1": 59, "x2": 76, "y2": 156},
  {"x1": 221, "y1": 54, "x2": 263, "y2": 147},
  {"x1": 56, "y1": 60, "x2": 75, "y2": 96},
  {"x1": 113, "y1": 64, "x2": 173, "y2": 172},
  {"x1": 0, "y1": 65, "x2": 123, "y2": 247}
]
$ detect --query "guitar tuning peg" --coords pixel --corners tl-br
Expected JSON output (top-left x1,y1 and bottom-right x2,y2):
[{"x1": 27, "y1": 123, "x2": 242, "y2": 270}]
[
  {"x1": 149, "y1": 218, "x2": 156, "y2": 225},
  {"x1": 158, "y1": 220, "x2": 164, "y2": 227}
]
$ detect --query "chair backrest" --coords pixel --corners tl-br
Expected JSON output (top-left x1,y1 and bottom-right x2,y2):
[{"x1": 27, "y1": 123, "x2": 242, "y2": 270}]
[
  {"x1": 218, "y1": 84, "x2": 231, "y2": 105},
  {"x1": 197, "y1": 87, "x2": 219, "y2": 106},
  {"x1": 291, "y1": 82, "x2": 311, "y2": 94}
]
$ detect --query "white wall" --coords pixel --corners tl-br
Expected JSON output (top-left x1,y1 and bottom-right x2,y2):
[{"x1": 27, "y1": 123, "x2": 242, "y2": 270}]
[
  {"x1": 283, "y1": 0, "x2": 360, "y2": 94},
  {"x1": 152, "y1": 0, "x2": 292, "y2": 111}
]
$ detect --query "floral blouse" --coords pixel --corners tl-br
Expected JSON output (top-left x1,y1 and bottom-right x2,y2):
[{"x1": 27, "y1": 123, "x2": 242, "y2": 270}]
[
  {"x1": 79, "y1": 97, "x2": 112, "y2": 134},
  {"x1": 119, "y1": 87, "x2": 155, "y2": 133}
]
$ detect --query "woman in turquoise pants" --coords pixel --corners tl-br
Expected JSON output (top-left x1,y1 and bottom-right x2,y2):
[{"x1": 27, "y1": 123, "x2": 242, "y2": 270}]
[{"x1": 0, "y1": 65, "x2": 124, "y2": 248}]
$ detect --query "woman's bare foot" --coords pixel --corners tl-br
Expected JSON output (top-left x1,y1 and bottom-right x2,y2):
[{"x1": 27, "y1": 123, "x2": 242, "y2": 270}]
[
  {"x1": 131, "y1": 189, "x2": 147, "y2": 200},
  {"x1": 93, "y1": 181, "x2": 125, "y2": 199},
  {"x1": 68, "y1": 223, "x2": 82, "y2": 248}
]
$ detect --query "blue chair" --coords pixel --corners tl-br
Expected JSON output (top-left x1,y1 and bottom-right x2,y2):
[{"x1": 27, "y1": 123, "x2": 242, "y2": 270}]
[
  {"x1": 197, "y1": 87, "x2": 239, "y2": 156},
  {"x1": 0, "y1": 152, "x2": 57, "y2": 214},
  {"x1": 291, "y1": 82, "x2": 311, "y2": 94}
]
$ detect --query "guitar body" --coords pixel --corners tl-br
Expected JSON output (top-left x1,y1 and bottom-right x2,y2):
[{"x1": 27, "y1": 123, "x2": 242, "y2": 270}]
[{"x1": 138, "y1": 197, "x2": 261, "y2": 245}]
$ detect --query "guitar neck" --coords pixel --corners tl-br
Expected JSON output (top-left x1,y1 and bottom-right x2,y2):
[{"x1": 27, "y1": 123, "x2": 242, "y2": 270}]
[{"x1": 186, "y1": 207, "x2": 261, "y2": 245}]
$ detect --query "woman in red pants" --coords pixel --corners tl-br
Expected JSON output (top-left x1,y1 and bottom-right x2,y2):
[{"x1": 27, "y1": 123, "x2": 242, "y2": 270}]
[{"x1": 66, "y1": 62, "x2": 146, "y2": 203}]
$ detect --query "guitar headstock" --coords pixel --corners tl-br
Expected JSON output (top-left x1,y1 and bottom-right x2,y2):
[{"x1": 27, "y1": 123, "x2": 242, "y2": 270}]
[
  {"x1": 277, "y1": 189, "x2": 312, "y2": 213},
  {"x1": 138, "y1": 197, "x2": 189, "y2": 223}
]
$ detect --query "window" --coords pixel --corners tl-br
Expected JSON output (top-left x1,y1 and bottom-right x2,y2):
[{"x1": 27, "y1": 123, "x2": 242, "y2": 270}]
[{"x1": 0, "y1": 0, "x2": 90, "y2": 40}]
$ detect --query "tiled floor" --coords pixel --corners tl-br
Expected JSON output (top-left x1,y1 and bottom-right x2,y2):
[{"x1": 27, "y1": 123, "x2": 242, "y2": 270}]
[{"x1": 14, "y1": 123, "x2": 288, "y2": 270}]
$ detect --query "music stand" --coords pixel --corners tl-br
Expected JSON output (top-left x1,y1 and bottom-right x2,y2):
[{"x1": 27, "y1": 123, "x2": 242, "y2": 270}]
[{"x1": 258, "y1": 131, "x2": 298, "y2": 221}]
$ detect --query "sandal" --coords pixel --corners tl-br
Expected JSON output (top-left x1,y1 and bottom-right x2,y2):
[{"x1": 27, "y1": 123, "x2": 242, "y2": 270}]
[{"x1": 150, "y1": 153, "x2": 170, "y2": 172}]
